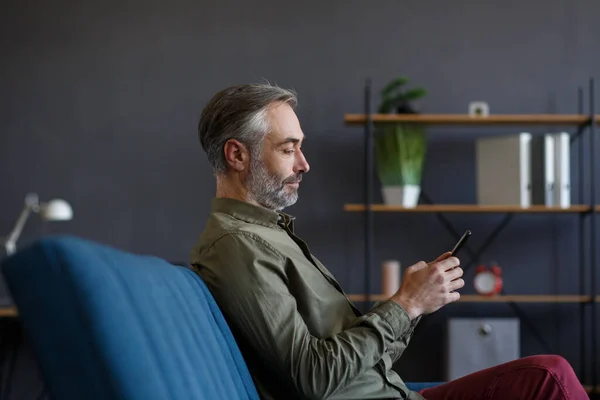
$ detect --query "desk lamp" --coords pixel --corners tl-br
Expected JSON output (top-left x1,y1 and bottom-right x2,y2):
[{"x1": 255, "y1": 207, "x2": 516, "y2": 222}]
[{"x1": 2, "y1": 193, "x2": 73, "y2": 256}]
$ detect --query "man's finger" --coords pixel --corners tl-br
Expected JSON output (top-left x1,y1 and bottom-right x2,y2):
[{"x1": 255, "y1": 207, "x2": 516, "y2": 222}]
[
  {"x1": 446, "y1": 291, "x2": 461, "y2": 303},
  {"x1": 408, "y1": 261, "x2": 429, "y2": 272},
  {"x1": 432, "y1": 251, "x2": 452, "y2": 262},
  {"x1": 447, "y1": 267, "x2": 464, "y2": 281},
  {"x1": 435, "y1": 256, "x2": 460, "y2": 272},
  {"x1": 448, "y1": 278, "x2": 465, "y2": 292}
]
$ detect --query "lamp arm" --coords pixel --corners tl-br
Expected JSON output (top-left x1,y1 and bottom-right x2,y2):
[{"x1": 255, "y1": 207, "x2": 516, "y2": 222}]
[{"x1": 4, "y1": 205, "x2": 34, "y2": 255}]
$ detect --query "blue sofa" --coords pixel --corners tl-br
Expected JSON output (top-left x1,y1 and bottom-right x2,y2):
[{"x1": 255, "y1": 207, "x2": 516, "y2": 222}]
[{"x1": 1, "y1": 236, "x2": 439, "y2": 399}]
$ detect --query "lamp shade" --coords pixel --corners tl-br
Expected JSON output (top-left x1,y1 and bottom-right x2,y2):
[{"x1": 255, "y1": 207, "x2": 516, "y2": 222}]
[{"x1": 40, "y1": 199, "x2": 73, "y2": 221}]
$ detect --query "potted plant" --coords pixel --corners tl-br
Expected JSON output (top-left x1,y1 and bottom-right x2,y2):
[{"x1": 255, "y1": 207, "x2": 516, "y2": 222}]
[{"x1": 374, "y1": 77, "x2": 428, "y2": 207}]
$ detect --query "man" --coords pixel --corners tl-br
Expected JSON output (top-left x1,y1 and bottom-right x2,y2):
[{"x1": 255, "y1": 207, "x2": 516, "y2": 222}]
[{"x1": 190, "y1": 83, "x2": 588, "y2": 400}]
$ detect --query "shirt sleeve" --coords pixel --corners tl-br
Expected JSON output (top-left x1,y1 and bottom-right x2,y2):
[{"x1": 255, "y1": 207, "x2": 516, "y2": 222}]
[
  {"x1": 203, "y1": 232, "x2": 414, "y2": 400},
  {"x1": 388, "y1": 315, "x2": 421, "y2": 363}
]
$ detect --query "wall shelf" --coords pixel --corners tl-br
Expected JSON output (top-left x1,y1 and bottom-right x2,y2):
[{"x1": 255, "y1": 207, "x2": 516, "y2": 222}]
[
  {"x1": 584, "y1": 385, "x2": 600, "y2": 394},
  {"x1": 344, "y1": 113, "x2": 599, "y2": 126},
  {"x1": 344, "y1": 204, "x2": 591, "y2": 213},
  {"x1": 346, "y1": 294, "x2": 594, "y2": 303},
  {"x1": 344, "y1": 78, "x2": 598, "y2": 389},
  {"x1": 0, "y1": 306, "x2": 17, "y2": 317},
  {"x1": 4, "y1": 297, "x2": 597, "y2": 316}
]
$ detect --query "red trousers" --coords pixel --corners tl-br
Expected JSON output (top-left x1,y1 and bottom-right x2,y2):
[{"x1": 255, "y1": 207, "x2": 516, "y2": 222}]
[{"x1": 419, "y1": 355, "x2": 589, "y2": 400}]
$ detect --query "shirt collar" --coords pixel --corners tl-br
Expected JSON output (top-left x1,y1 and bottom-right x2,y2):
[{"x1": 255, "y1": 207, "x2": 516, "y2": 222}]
[{"x1": 210, "y1": 197, "x2": 296, "y2": 230}]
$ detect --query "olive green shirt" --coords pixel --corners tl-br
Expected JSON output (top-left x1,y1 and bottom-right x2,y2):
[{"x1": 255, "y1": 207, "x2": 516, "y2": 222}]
[{"x1": 190, "y1": 198, "x2": 424, "y2": 400}]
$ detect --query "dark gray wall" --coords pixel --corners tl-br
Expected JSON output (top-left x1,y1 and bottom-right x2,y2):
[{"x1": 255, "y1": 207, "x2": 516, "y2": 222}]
[{"x1": 2, "y1": 0, "x2": 599, "y2": 395}]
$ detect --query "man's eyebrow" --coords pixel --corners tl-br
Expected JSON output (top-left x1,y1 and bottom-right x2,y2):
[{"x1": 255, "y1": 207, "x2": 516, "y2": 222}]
[{"x1": 277, "y1": 136, "x2": 305, "y2": 145}]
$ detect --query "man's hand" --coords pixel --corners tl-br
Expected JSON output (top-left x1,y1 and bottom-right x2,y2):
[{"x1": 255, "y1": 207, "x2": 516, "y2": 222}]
[{"x1": 390, "y1": 251, "x2": 464, "y2": 320}]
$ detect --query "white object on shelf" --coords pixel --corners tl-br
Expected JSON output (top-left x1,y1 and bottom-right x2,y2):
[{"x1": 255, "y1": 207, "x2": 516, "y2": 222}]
[
  {"x1": 552, "y1": 132, "x2": 571, "y2": 208},
  {"x1": 469, "y1": 102, "x2": 490, "y2": 117}
]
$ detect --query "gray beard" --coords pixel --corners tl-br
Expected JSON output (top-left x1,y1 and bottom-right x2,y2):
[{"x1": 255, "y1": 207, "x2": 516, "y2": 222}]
[{"x1": 246, "y1": 156, "x2": 299, "y2": 211}]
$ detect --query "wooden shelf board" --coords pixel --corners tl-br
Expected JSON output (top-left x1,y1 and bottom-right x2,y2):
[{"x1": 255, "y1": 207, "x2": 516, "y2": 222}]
[
  {"x1": 595, "y1": 205, "x2": 600, "y2": 212},
  {"x1": 583, "y1": 385, "x2": 600, "y2": 394},
  {"x1": 344, "y1": 204, "x2": 591, "y2": 213},
  {"x1": 0, "y1": 306, "x2": 18, "y2": 317},
  {"x1": 344, "y1": 114, "x2": 592, "y2": 126},
  {"x1": 2, "y1": 296, "x2": 597, "y2": 317},
  {"x1": 347, "y1": 294, "x2": 592, "y2": 303},
  {"x1": 457, "y1": 295, "x2": 592, "y2": 303}
]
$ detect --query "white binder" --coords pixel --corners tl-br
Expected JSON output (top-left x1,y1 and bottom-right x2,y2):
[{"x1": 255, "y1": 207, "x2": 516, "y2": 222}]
[
  {"x1": 476, "y1": 133, "x2": 532, "y2": 207},
  {"x1": 552, "y1": 132, "x2": 571, "y2": 208}
]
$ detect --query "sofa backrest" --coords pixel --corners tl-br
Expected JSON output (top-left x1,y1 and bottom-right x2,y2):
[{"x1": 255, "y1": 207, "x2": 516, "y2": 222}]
[{"x1": 1, "y1": 235, "x2": 260, "y2": 400}]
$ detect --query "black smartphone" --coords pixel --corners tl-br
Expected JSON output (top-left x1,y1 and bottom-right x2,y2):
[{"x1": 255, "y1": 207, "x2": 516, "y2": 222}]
[{"x1": 450, "y1": 230, "x2": 471, "y2": 256}]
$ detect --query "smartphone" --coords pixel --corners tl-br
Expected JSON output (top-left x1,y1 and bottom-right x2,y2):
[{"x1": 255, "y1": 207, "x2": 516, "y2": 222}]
[{"x1": 450, "y1": 230, "x2": 471, "y2": 256}]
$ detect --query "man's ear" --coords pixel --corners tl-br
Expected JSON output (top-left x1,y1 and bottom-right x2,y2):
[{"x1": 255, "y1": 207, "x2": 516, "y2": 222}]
[{"x1": 223, "y1": 139, "x2": 249, "y2": 172}]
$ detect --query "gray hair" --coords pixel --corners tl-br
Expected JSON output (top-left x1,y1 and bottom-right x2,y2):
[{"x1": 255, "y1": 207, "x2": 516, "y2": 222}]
[{"x1": 198, "y1": 83, "x2": 298, "y2": 174}]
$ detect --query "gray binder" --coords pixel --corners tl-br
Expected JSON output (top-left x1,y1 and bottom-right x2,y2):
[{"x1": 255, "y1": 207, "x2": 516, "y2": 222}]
[
  {"x1": 476, "y1": 133, "x2": 532, "y2": 207},
  {"x1": 531, "y1": 134, "x2": 555, "y2": 206}
]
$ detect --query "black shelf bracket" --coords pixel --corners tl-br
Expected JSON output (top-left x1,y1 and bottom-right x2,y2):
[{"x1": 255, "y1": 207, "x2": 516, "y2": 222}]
[
  {"x1": 419, "y1": 190, "x2": 554, "y2": 354},
  {"x1": 588, "y1": 77, "x2": 597, "y2": 394}
]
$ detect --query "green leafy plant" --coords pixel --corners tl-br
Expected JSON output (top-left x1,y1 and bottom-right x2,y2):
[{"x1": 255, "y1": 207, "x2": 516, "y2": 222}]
[
  {"x1": 374, "y1": 76, "x2": 428, "y2": 187},
  {"x1": 378, "y1": 76, "x2": 427, "y2": 114},
  {"x1": 375, "y1": 124, "x2": 426, "y2": 186}
]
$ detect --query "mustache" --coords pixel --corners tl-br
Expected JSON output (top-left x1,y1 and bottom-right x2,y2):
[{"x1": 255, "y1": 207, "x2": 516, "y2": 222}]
[{"x1": 283, "y1": 174, "x2": 302, "y2": 184}]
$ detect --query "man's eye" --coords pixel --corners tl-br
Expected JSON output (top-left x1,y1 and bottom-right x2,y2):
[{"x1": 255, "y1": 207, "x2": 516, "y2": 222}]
[{"x1": 283, "y1": 149, "x2": 295, "y2": 154}]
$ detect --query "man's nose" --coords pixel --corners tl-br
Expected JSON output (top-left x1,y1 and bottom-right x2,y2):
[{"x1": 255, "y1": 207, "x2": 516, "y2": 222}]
[{"x1": 294, "y1": 150, "x2": 310, "y2": 174}]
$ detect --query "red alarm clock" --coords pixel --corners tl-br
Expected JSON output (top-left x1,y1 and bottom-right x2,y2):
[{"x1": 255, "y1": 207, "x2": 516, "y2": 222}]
[{"x1": 473, "y1": 263, "x2": 503, "y2": 296}]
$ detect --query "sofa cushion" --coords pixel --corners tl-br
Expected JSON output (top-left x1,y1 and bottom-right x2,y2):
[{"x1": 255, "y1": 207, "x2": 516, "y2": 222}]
[{"x1": 1, "y1": 235, "x2": 259, "y2": 400}]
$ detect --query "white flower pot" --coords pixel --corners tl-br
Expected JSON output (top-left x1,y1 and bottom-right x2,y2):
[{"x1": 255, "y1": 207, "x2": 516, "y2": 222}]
[{"x1": 382, "y1": 185, "x2": 421, "y2": 208}]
